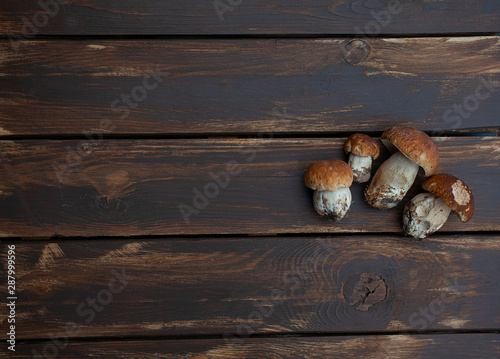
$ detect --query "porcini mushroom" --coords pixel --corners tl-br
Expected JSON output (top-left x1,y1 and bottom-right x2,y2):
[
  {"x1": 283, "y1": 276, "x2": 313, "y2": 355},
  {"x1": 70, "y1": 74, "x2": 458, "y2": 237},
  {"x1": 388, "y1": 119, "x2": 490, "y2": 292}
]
[
  {"x1": 365, "y1": 126, "x2": 439, "y2": 209},
  {"x1": 304, "y1": 159, "x2": 353, "y2": 221},
  {"x1": 403, "y1": 173, "x2": 474, "y2": 240},
  {"x1": 344, "y1": 133, "x2": 380, "y2": 183}
]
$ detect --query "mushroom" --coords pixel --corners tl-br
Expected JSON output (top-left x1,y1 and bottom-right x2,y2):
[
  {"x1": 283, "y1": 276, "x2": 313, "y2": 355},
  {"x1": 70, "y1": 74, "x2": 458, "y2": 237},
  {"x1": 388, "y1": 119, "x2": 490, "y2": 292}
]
[
  {"x1": 403, "y1": 173, "x2": 474, "y2": 239},
  {"x1": 344, "y1": 133, "x2": 380, "y2": 183},
  {"x1": 365, "y1": 126, "x2": 439, "y2": 209},
  {"x1": 304, "y1": 159, "x2": 353, "y2": 221}
]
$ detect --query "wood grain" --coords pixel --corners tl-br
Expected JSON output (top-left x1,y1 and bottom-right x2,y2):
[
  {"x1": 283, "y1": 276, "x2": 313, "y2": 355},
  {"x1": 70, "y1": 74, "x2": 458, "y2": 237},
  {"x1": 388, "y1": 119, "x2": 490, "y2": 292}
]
[
  {"x1": 2, "y1": 234, "x2": 500, "y2": 340},
  {"x1": 1, "y1": 0, "x2": 500, "y2": 35},
  {"x1": 0, "y1": 137, "x2": 498, "y2": 237},
  {"x1": 1, "y1": 37, "x2": 500, "y2": 136},
  {"x1": 12, "y1": 334, "x2": 500, "y2": 358}
]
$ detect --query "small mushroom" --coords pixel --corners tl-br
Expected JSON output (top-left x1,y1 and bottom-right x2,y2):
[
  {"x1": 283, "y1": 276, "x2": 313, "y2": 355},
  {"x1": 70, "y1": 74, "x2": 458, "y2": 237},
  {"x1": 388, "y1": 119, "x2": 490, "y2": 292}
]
[
  {"x1": 365, "y1": 126, "x2": 439, "y2": 209},
  {"x1": 304, "y1": 159, "x2": 353, "y2": 221},
  {"x1": 403, "y1": 173, "x2": 474, "y2": 239},
  {"x1": 344, "y1": 133, "x2": 380, "y2": 183}
]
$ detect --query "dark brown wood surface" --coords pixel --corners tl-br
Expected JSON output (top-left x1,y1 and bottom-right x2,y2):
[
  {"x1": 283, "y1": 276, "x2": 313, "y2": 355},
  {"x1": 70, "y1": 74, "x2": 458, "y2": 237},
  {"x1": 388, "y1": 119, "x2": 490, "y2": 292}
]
[
  {"x1": 12, "y1": 334, "x2": 500, "y2": 358},
  {"x1": 2, "y1": 234, "x2": 500, "y2": 340},
  {"x1": 1, "y1": 1, "x2": 500, "y2": 355},
  {"x1": 0, "y1": 137, "x2": 498, "y2": 237},
  {"x1": 1, "y1": 37, "x2": 500, "y2": 136},
  {"x1": 1, "y1": 0, "x2": 500, "y2": 35}
]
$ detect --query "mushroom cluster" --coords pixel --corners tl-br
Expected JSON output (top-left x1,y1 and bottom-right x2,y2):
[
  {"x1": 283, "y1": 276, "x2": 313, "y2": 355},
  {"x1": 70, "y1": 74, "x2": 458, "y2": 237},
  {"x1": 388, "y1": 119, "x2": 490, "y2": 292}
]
[{"x1": 303, "y1": 126, "x2": 474, "y2": 238}]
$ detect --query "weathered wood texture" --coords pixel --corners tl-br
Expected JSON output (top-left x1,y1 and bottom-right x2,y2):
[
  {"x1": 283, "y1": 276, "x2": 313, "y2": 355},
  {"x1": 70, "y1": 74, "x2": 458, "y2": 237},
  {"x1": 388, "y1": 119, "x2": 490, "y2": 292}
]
[
  {"x1": 13, "y1": 334, "x2": 500, "y2": 358},
  {"x1": 0, "y1": 137, "x2": 498, "y2": 237},
  {"x1": 2, "y1": 234, "x2": 500, "y2": 340},
  {"x1": 1, "y1": 37, "x2": 500, "y2": 136},
  {"x1": 1, "y1": 0, "x2": 500, "y2": 35}
]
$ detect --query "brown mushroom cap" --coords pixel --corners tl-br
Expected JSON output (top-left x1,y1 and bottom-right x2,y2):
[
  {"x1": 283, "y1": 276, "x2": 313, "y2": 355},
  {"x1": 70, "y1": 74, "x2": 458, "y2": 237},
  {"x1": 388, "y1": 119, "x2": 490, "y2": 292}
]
[
  {"x1": 422, "y1": 173, "x2": 474, "y2": 223},
  {"x1": 381, "y1": 126, "x2": 439, "y2": 176},
  {"x1": 344, "y1": 133, "x2": 380, "y2": 159},
  {"x1": 304, "y1": 159, "x2": 353, "y2": 192}
]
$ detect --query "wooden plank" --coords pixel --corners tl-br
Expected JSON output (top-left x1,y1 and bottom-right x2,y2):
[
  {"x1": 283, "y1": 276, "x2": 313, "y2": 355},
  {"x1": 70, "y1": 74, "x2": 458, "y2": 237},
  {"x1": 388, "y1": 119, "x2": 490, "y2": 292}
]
[
  {"x1": 1, "y1": 37, "x2": 500, "y2": 136},
  {"x1": 12, "y1": 334, "x2": 500, "y2": 358},
  {"x1": 1, "y1": 1, "x2": 500, "y2": 36},
  {"x1": 2, "y1": 234, "x2": 500, "y2": 340},
  {"x1": 0, "y1": 137, "x2": 498, "y2": 237}
]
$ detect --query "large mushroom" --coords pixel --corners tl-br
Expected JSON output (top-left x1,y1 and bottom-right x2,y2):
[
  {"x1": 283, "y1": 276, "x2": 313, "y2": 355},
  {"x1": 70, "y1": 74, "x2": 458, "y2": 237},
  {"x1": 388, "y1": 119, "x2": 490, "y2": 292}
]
[
  {"x1": 403, "y1": 173, "x2": 474, "y2": 239},
  {"x1": 344, "y1": 133, "x2": 380, "y2": 183},
  {"x1": 365, "y1": 126, "x2": 439, "y2": 209},
  {"x1": 304, "y1": 159, "x2": 353, "y2": 221}
]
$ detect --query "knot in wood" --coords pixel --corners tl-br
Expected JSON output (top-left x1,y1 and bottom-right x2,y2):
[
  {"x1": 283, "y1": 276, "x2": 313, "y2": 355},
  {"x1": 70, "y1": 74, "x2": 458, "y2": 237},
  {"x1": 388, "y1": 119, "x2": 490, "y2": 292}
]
[
  {"x1": 343, "y1": 40, "x2": 370, "y2": 65},
  {"x1": 96, "y1": 196, "x2": 109, "y2": 209},
  {"x1": 342, "y1": 273, "x2": 387, "y2": 311}
]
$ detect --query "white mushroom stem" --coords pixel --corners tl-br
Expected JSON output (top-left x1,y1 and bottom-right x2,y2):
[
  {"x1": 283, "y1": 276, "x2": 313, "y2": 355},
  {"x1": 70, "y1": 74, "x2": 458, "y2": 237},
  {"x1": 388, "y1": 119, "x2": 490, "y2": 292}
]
[
  {"x1": 365, "y1": 151, "x2": 419, "y2": 209},
  {"x1": 348, "y1": 154, "x2": 373, "y2": 183},
  {"x1": 313, "y1": 188, "x2": 352, "y2": 221},
  {"x1": 403, "y1": 193, "x2": 451, "y2": 239}
]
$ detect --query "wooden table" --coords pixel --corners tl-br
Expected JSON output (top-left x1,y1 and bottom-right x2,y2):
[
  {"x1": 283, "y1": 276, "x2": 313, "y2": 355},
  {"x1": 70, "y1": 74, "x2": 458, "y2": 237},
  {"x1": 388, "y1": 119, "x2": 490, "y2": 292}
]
[{"x1": 1, "y1": 1, "x2": 500, "y2": 357}]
